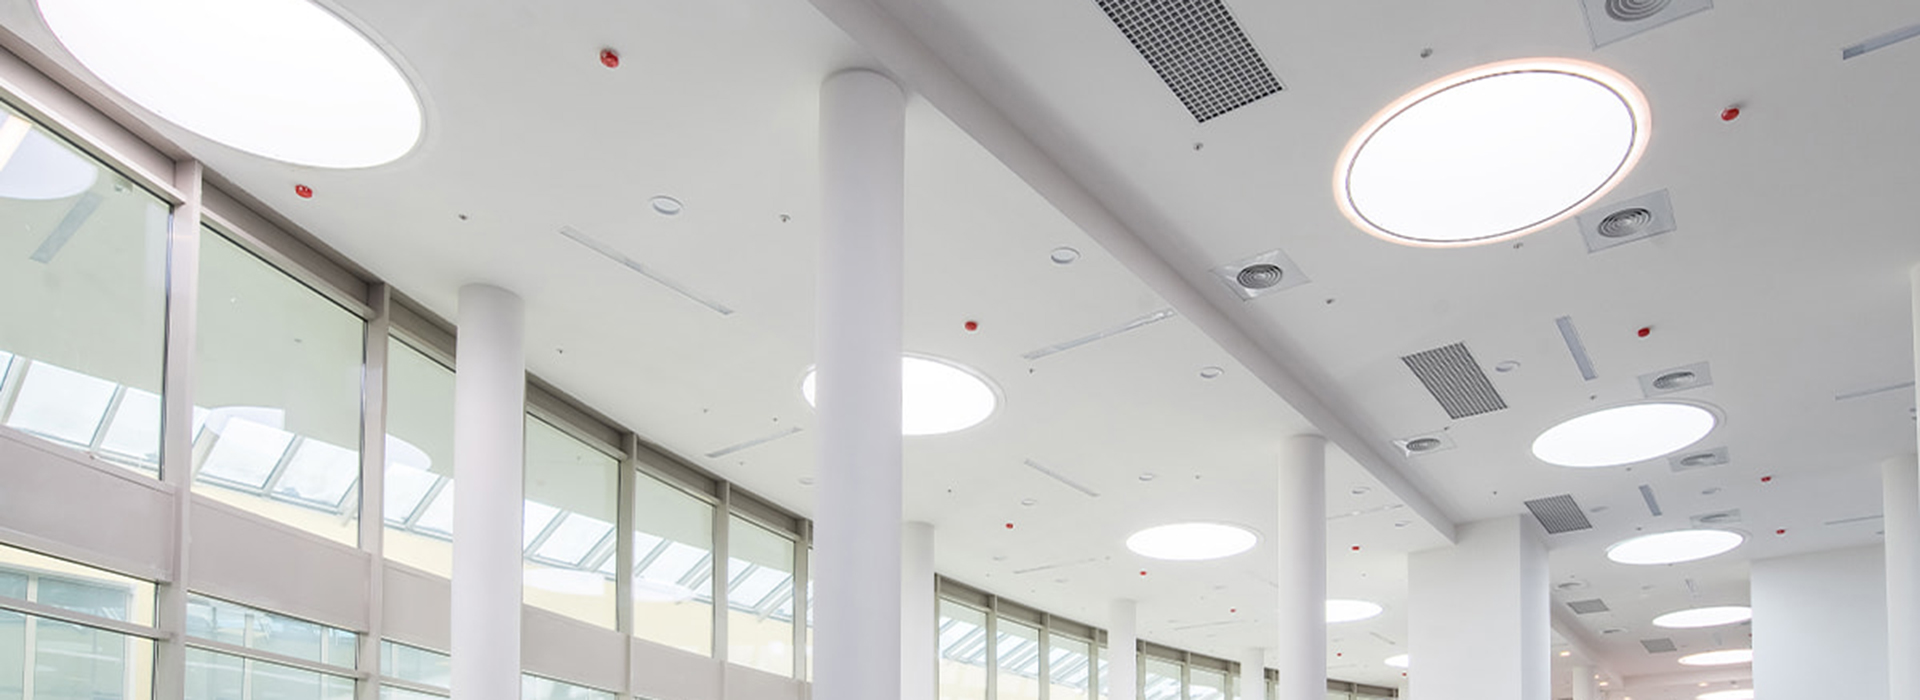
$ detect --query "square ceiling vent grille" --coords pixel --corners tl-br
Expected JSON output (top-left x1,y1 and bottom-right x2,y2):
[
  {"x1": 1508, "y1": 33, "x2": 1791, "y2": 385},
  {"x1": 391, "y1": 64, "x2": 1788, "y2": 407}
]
[
  {"x1": 1578, "y1": 0, "x2": 1713, "y2": 47},
  {"x1": 1578, "y1": 189, "x2": 1677, "y2": 253},
  {"x1": 1095, "y1": 0, "x2": 1284, "y2": 122}
]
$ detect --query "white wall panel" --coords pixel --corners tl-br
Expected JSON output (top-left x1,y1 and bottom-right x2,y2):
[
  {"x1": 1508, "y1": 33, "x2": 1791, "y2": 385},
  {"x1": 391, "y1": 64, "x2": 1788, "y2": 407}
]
[
  {"x1": 0, "y1": 430, "x2": 172, "y2": 580},
  {"x1": 725, "y1": 664, "x2": 803, "y2": 700},
  {"x1": 384, "y1": 562, "x2": 452, "y2": 651},
  {"x1": 189, "y1": 496, "x2": 369, "y2": 630},
  {"x1": 1753, "y1": 545, "x2": 1888, "y2": 700},
  {"x1": 634, "y1": 641, "x2": 722, "y2": 700},
  {"x1": 523, "y1": 607, "x2": 627, "y2": 693}
]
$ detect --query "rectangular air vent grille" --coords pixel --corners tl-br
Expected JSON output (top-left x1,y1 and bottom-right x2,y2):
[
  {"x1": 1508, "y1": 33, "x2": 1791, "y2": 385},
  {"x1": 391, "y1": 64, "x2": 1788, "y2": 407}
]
[
  {"x1": 1402, "y1": 343, "x2": 1508, "y2": 419},
  {"x1": 1526, "y1": 495, "x2": 1594, "y2": 534},
  {"x1": 1566, "y1": 599, "x2": 1611, "y2": 615},
  {"x1": 1641, "y1": 638, "x2": 1679, "y2": 654},
  {"x1": 1094, "y1": 0, "x2": 1284, "y2": 122}
]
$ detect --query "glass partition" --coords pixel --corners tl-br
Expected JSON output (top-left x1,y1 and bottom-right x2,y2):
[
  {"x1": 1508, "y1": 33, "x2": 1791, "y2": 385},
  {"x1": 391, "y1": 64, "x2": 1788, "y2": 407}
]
[
  {"x1": 937, "y1": 601, "x2": 988, "y2": 700},
  {"x1": 0, "y1": 545, "x2": 157, "y2": 700},
  {"x1": 1143, "y1": 658, "x2": 1181, "y2": 700},
  {"x1": 1048, "y1": 634, "x2": 1093, "y2": 700},
  {"x1": 726, "y1": 516, "x2": 794, "y2": 676},
  {"x1": 995, "y1": 619, "x2": 1042, "y2": 700},
  {"x1": 522, "y1": 417, "x2": 618, "y2": 629},
  {"x1": 379, "y1": 640, "x2": 449, "y2": 690},
  {"x1": 193, "y1": 229, "x2": 364, "y2": 546},
  {"x1": 631, "y1": 470, "x2": 713, "y2": 656},
  {"x1": 184, "y1": 595, "x2": 356, "y2": 668},
  {"x1": 383, "y1": 339, "x2": 455, "y2": 576},
  {"x1": 520, "y1": 675, "x2": 612, "y2": 700},
  {"x1": 1190, "y1": 668, "x2": 1226, "y2": 700},
  {"x1": 0, "y1": 102, "x2": 169, "y2": 474}
]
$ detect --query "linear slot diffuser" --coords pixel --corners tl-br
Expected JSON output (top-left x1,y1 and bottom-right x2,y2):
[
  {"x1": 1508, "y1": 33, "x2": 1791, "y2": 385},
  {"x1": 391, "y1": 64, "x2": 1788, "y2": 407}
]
[
  {"x1": 1639, "y1": 484, "x2": 1663, "y2": 517},
  {"x1": 558, "y1": 226, "x2": 733, "y2": 316},
  {"x1": 1835, "y1": 381, "x2": 1915, "y2": 401},
  {"x1": 1022, "y1": 308, "x2": 1176, "y2": 361},
  {"x1": 1844, "y1": 23, "x2": 1920, "y2": 60},
  {"x1": 1556, "y1": 316, "x2": 1598, "y2": 381},
  {"x1": 704, "y1": 426, "x2": 803, "y2": 459},
  {"x1": 1022, "y1": 459, "x2": 1101, "y2": 498}
]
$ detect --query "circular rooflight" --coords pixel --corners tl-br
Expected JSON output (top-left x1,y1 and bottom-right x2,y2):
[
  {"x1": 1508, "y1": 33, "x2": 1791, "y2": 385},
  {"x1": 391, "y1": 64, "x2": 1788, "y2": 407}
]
[
  {"x1": 1334, "y1": 58, "x2": 1650, "y2": 247},
  {"x1": 1607, "y1": 530, "x2": 1745, "y2": 566},
  {"x1": 1698, "y1": 690, "x2": 1754, "y2": 700},
  {"x1": 38, "y1": 0, "x2": 423, "y2": 168},
  {"x1": 1125, "y1": 523, "x2": 1258, "y2": 561},
  {"x1": 801, "y1": 355, "x2": 998, "y2": 436},
  {"x1": 1327, "y1": 599, "x2": 1384, "y2": 623},
  {"x1": 1532, "y1": 402, "x2": 1717, "y2": 468},
  {"x1": 1383, "y1": 654, "x2": 1409, "y2": 669},
  {"x1": 1653, "y1": 605, "x2": 1752, "y2": 629},
  {"x1": 1678, "y1": 649, "x2": 1752, "y2": 667}
]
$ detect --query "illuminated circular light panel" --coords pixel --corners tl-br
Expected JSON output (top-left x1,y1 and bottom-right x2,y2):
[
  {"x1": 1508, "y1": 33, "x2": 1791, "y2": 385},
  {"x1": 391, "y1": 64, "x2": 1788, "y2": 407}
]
[
  {"x1": 1326, "y1": 599, "x2": 1384, "y2": 623},
  {"x1": 1125, "y1": 523, "x2": 1258, "y2": 561},
  {"x1": 1678, "y1": 649, "x2": 1753, "y2": 667},
  {"x1": 1608, "y1": 530, "x2": 1744, "y2": 565},
  {"x1": 1653, "y1": 605, "x2": 1753, "y2": 629},
  {"x1": 1335, "y1": 58, "x2": 1651, "y2": 247},
  {"x1": 801, "y1": 356, "x2": 998, "y2": 436},
  {"x1": 38, "y1": 0, "x2": 423, "y2": 168},
  {"x1": 1532, "y1": 402, "x2": 1717, "y2": 467},
  {"x1": 1698, "y1": 690, "x2": 1754, "y2": 700},
  {"x1": 1383, "y1": 654, "x2": 1409, "y2": 669}
]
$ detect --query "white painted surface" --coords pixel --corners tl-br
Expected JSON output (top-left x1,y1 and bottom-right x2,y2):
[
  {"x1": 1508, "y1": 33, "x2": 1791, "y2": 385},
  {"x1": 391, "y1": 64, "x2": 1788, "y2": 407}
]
[
  {"x1": 451, "y1": 284, "x2": 527, "y2": 700},
  {"x1": 903, "y1": 522, "x2": 937, "y2": 700},
  {"x1": 1275, "y1": 435, "x2": 1326, "y2": 700},
  {"x1": 814, "y1": 69, "x2": 905, "y2": 700},
  {"x1": 1408, "y1": 516, "x2": 1548, "y2": 700},
  {"x1": 1239, "y1": 647, "x2": 1266, "y2": 700},
  {"x1": 1109, "y1": 599, "x2": 1137, "y2": 700},
  {"x1": 1569, "y1": 664, "x2": 1595, "y2": 700},
  {"x1": 1755, "y1": 545, "x2": 1888, "y2": 700}
]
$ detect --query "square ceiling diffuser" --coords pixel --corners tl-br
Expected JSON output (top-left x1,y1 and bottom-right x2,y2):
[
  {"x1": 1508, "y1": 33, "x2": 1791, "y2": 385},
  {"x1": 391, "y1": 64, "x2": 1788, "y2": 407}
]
[{"x1": 1578, "y1": 0, "x2": 1714, "y2": 48}]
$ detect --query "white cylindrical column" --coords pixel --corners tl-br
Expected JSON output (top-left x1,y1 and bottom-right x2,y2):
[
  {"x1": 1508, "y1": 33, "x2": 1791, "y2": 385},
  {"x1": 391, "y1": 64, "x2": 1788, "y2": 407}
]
[
  {"x1": 903, "y1": 522, "x2": 937, "y2": 700},
  {"x1": 1109, "y1": 600, "x2": 1138, "y2": 700},
  {"x1": 1239, "y1": 648, "x2": 1267, "y2": 700},
  {"x1": 1888, "y1": 452, "x2": 1920, "y2": 693},
  {"x1": 816, "y1": 68, "x2": 906, "y2": 700},
  {"x1": 451, "y1": 285, "x2": 526, "y2": 700},
  {"x1": 1408, "y1": 516, "x2": 1550, "y2": 700},
  {"x1": 1569, "y1": 664, "x2": 1597, "y2": 700},
  {"x1": 1275, "y1": 435, "x2": 1327, "y2": 700}
]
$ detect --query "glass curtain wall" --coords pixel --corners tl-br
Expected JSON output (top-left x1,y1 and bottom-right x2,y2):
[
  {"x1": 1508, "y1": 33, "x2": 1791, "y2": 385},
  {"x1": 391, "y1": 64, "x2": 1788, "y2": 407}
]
[
  {"x1": 0, "y1": 101, "x2": 169, "y2": 474},
  {"x1": 522, "y1": 417, "x2": 619, "y2": 628},
  {"x1": 192, "y1": 229, "x2": 365, "y2": 547},
  {"x1": 725, "y1": 516, "x2": 794, "y2": 676},
  {"x1": 936, "y1": 601, "x2": 987, "y2": 700},
  {"x1": 373, "y1": 642, "x2": 611, "y2": 700},
  {"x1": 382, "y1": 339, "x2": 456, "y2": 575},
  {"x1": 0, "y1": 545, "x2": 158, "y2": 700},
  {"x1": 631, "y1": 472, "x2": 714, "y2": 655}
]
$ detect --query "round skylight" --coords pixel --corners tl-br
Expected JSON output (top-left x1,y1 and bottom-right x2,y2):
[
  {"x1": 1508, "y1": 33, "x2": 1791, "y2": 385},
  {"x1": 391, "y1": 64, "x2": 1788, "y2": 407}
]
[
  {"x1": 38, "y1": 0, "x2": 423, "y2": 168},
  {"x1": 1531, "y1": 402, "x2": 1717, "y2": 468},
  {"x1": 1125, "y1": 523, "x2": 1258, "y2": 561},
  {"x1": 1607, "y1": 530, "x2": 1745, "y2": 566},
  {"x1": 1678, "y1": 649, "x2": 1753, "y2": 666},
  {"x1": 1335, "y1": 58, "x2": 1651, "y2": 247},
  {"x1": 1698, "y1": 690, "x2": 1754, "y2": 700},
  {"x1": 801, "y1": 355, "x2": 998, "y2": 436},
  {"x1": 1327, "y1": 599, "x2": 1384, "y2": 623},
  {"x1": 1383, "y1": 654, "x2": 1409, "y2": 669},
  {"x1": 1653, "y1": 605, "x2": 1753, "y2": 629},
  {"x1": 0, "y1": 118, "x2": 97, "y2": 200}
]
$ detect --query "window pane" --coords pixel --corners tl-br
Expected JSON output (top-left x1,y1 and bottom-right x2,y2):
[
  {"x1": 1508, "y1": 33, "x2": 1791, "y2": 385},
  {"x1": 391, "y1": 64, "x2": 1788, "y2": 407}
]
[
  {"x1": 34, "y1": 617, "x2": 145, "y2": 700},
  {"x1": 996, "y1": 619, "x2": 1041, "y2": 700},
  {"x1": 0, "y1": 543, "x2": 155, "y2": 624},
  {"x1": 379, "y1": 641, "x2": 448, "y2": 690},
  {"x1": 1143, "y1": 658, "x2": 1181, "y2": 700},
  {"x1": 937, "y1": 601, "x2": 987, "y2": 700},
  {"x1": 186, "y1": 647, "x2": 351, "y2": 700},
  {"x1": 0, "y1": 609, "x2": 22, "y2": 700},
  {"x1": 520, "y1": 675, "x2": 612, "y2": 700},
  {"x1": 631, "y1": 472, "x2": 712, "y2": 657},
  {"x1": 522, "y1": 417, "x2": 617, "y2": 629},
  {"x1": 1190, "y1": 668, "x2": 1226, "y2": 700},
  {"x1": 1048, "y1": 635, "x2": 1092, "y2": 700},
  {"x1": 184, "y1": 595, "x2": 357, "y2": 669},
  {"x1": 726, "y1": 516, "x2": 793, "y2": 677},
  {"x1": 97, "y1": 387, "x2": 162, "y2": 469},
  {"x1": 383, "y1": 339, "x2": 455, "y2": 576},
  {"x1": 193, "y1": 230, "x2": 364, "y2": 546},
  {"x1": 378, "y1": 687, "x2": 443, "y2": 700},
  {"x1": 185, "y1": 648, "x2": 244, "y2": 700},
  {"x1": 0, "y1": 103, "x2": 168, "y2": 475}
]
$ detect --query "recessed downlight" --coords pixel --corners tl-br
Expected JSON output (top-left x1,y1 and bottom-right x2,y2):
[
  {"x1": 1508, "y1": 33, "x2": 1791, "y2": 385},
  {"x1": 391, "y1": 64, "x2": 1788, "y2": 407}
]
[
  {"x1": 1677, "y1": 649, "x2": 1752, "y2": 666},
  {"x1": 1125, "y1": 523, "x2": 1258, "y2": 561},
  {"x1": 1334, "y1": 58, "x2": 1650, "y2": 247},
  {"x1": 649, "y1": 195, "x2": 684, "y2": 216},
  {"x1": 1606, "y1": 530, "x2": 1744, "y2": 565},
  {"x1": 1327, "y1": 599, "x2": 1384, "y2": 623},
  {"x1": 1532, "y1": 402, "x2": 1717, "y2": 467},
  {"x1": 1653, "y1": 606, "x2": 1752, "y2": 629},
  {"x1": 39, "y1": 0, "x2": 423, "y2": 168},
  {"x1": 1050, "y1": 247, "x2": 1081, "y2": 265},
  {"x1": 800, "y1": 355, "x2": 998, "y2": 436},
  {"x1": 1383, "y1": 654, "x2": 1409, "y2": 669},
  {"x1": 1697, "y1": 690, "x2": 1753, "y2": 700}
]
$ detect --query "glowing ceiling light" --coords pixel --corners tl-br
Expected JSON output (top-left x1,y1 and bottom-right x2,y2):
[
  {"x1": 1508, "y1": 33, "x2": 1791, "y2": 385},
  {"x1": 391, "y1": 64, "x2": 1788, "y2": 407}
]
[
  {"x1": 39, "y1": 0, "x2": 423, "y2": 168},
  {"x1": 1607, "y1": 530, "x2": 1745, "y2": 566},
  {"x1": 1125, "y1": 523, "x2": 1258, "y2": 561},
  {"x1": 1335, "y1": 58, "x2": 1651, "y2": 247},
  {"x1": 1653, "y1": 606, "x2": 1753, "y2": 629},
  {"x1": 1383, "y1": 654, "x2": 1409, "y2": 669},
  {"x1": 1531, "y1": 402, "x2": 1717, "y2": 468},
  {"x1": 1678, "y1": 649, "x2": 1753, "y2": 667},
  {"x1": 1326, "y1": 599, "x2": 1384, "y2": 623},
  {"x1": 802, "y1": 355, "x2": 998, "y2": 436}
]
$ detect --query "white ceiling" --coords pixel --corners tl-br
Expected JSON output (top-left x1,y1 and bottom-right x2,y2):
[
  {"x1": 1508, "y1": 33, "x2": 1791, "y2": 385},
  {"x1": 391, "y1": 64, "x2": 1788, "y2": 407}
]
[{"x1": 5, "y1": 0, "x2": 1918, "y2": 693}]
